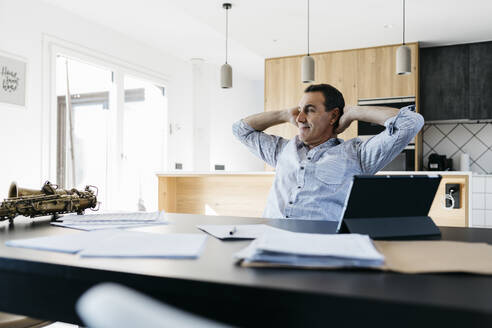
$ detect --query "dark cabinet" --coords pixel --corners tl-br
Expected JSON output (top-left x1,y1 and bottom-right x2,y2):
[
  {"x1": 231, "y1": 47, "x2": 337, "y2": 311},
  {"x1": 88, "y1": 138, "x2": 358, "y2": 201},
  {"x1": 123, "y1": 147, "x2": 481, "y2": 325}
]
[
  {"x1": 420, "y1": 41, "x2": 492, "y2": 121},
  {"x1": 420, "y1": 45, "x2": 469, "y2": 121},
  {"x1": 469, "y1": 42, "x2": 492, "y2": 119}
]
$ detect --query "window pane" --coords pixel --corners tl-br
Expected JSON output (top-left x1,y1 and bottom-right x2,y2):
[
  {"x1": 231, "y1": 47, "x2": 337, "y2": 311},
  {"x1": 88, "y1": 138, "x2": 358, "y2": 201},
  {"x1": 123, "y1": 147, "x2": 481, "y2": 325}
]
[
  {"x1": 56, "y1": 56, "x2": 112, "y2": 209},
  {"x1": 120, "y1": 75, "x2": 167, "y2": 211}
]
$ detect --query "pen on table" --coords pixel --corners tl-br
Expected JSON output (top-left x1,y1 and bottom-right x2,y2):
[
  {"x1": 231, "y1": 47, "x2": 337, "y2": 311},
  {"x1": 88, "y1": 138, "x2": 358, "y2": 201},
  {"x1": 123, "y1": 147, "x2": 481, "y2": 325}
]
[{"x1": 229, "y1": 226, "x2": 237, "y2": 236}]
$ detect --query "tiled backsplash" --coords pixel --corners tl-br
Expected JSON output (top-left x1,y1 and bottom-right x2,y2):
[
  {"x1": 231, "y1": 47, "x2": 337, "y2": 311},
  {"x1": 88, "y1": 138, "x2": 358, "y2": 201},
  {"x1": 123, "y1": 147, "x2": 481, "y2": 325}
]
[
  {"x1": 472, "y1": 175, "x2": 492, "y2": 227},
  {"x1": 423, "y1": 123, "x2": 492, "y2": 174}
]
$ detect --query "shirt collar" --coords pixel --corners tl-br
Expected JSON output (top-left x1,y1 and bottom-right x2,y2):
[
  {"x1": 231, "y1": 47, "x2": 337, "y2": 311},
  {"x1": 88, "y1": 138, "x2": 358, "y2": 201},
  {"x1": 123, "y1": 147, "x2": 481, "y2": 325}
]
[{"x1": 296, "y1": 136, "x2": 343, "y2": 150}]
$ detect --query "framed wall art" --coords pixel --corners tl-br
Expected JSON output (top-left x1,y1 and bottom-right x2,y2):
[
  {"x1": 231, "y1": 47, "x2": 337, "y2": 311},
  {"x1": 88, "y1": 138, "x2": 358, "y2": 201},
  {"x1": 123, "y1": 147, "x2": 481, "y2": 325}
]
[{"x1": 0, "y1": 52, "x2": 27, "y2": 107}]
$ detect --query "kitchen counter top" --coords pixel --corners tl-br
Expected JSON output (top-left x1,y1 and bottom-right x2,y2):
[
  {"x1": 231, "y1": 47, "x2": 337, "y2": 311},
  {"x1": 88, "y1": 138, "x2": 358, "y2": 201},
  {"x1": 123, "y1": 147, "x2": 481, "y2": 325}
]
[
  {"x1": 157, "y1": 171, "x2": 472, "y2": 227},
  {"x1": 156, "y1": 171, "x2": 275, "y2": 177},
  {"x1": 157, "y1": 171, "x2": 472, "y2": 177}
]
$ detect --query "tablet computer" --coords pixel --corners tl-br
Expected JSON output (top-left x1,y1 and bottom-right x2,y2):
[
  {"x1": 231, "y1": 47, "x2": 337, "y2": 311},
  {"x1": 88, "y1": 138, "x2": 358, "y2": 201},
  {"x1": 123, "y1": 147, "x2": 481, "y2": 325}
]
[{"x1": 337, "y1": 175, "x2": 442, "y2": 239}]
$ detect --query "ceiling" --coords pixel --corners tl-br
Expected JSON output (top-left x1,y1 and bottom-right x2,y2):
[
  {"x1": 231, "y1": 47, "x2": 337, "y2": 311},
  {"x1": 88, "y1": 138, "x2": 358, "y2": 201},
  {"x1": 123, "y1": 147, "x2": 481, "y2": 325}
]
[{"x1": 43, "y1": 0, "x2": 492, "y2": 80}]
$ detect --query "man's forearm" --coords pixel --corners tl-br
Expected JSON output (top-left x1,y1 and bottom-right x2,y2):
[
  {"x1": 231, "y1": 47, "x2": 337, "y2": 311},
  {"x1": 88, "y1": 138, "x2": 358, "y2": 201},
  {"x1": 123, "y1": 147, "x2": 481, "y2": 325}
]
[
  {"x1": 348, "y1": 106, "x2": 399, "y2": 125},
  {"x1": 243, "y1": 110, "x2": 291, "y2": 131}
]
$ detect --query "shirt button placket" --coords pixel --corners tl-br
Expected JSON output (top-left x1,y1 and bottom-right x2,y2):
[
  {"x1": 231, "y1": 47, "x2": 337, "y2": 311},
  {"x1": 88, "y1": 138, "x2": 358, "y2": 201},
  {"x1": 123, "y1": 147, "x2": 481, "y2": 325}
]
[{"x1": 292, "y1": 161, "x2": 307, "y2": 218}]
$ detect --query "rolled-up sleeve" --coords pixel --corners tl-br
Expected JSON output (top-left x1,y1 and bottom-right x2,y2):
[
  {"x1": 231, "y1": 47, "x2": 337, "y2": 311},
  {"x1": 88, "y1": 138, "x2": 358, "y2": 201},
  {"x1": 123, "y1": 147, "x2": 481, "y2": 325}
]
[
  {"x1": 232, "y1": 120, "x2": 289, "y2": 168},
  {"x1": 358, "y1": 105, "x2": 424, "y2": 174}
]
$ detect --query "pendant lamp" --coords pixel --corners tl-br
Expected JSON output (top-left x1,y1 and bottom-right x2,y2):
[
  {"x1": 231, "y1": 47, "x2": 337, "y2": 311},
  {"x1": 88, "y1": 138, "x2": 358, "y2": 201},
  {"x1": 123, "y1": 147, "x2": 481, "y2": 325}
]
[
  {"x1": 221, "y1": 3, "x2": 232, "y2": 88},
  {"x1": 396, "y1": 0, "x2": 411, "y2": 75},
  {"x1": 301, "y1": 0, "x2": 314, "y2": 83}
]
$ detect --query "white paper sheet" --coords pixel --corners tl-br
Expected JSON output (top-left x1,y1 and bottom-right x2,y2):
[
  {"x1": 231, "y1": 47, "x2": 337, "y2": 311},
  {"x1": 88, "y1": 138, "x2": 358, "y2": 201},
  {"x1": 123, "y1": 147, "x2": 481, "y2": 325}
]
[
  {"x1": 6, "y1": 230, "x2": 207, "y2": 259},
  {"x1": 79, "y1": 232, "x2": 207, "y2": 258},
  {"x1": 196, "y1": 224, "x2": 288, "y2": 240},
  {"x1": 5, "y1": 230, "x2": 117, "y2": 253},
  {"x1": 51, "y1": 221, "x2": 168, "y2": 231},
  {"x1": 58, "y1": 211, "x2": 166, "y2": 223},
  {"x1": 51, "y1": 211, "x2": 168, "y2": 231}
]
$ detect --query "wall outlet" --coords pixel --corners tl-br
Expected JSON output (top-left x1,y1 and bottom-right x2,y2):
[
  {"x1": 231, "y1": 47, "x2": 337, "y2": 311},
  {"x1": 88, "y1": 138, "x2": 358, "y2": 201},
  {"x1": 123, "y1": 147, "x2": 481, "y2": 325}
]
[{"x1": 445, "y1": 183, "x2": 461, "y2": 209}]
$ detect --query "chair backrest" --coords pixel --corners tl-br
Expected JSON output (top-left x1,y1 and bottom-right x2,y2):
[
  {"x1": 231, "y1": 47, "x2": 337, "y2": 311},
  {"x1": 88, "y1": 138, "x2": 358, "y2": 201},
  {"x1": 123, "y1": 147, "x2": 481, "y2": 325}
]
[{"x1": 76, "y1": 283, "x2": 231, "y2": 328}]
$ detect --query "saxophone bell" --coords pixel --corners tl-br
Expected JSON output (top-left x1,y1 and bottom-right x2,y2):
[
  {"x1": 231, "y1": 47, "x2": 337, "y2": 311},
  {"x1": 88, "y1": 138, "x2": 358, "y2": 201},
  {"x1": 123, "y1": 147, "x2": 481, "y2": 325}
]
[{"x1": 8, "y1": 182, "x2": 43, "y2": 198}]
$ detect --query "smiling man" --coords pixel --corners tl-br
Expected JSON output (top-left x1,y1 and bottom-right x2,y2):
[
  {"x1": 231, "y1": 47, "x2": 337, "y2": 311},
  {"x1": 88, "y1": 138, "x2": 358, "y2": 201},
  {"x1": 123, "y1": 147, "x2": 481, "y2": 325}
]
[{"x1": 232, "y1": 83, "x2": 424, "y2": 221}]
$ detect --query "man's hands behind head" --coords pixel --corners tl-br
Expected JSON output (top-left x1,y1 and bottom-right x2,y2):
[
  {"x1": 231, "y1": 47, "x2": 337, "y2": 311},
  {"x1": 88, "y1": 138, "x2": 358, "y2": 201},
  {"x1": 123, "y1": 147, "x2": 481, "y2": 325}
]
[
  {"x1": 286, "y1": 106, "x2": 300, "y2": 127},
  {"x1": 335, "y1": 106, "x2": 356, "y2": 134}
]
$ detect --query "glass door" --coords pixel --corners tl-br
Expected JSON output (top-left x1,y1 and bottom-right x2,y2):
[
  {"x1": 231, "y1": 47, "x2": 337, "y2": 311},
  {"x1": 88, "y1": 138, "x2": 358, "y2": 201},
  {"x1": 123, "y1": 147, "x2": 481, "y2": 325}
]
[{"x1": 56, "y1": 55, "x2": 113, "y2": 208}]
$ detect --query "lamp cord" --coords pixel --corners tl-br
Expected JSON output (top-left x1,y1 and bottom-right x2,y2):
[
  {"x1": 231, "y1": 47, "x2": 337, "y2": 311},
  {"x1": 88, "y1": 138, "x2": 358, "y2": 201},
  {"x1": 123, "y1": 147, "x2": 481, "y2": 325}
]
[
  {"x1": 402, "y1": 0, "x2": 406, "y2": 45},
  {"x1": 225, "y1": 6, "x2": 229, "y2": 64},
  {"x1": 307, "y1": 0, "x2": 310, "y2": 55}
]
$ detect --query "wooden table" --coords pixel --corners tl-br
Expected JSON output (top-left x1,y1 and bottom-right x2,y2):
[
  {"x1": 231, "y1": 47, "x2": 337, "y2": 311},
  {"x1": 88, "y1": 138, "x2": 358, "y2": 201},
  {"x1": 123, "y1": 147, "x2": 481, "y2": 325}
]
[{"x1": 0, "y1": 213, "x2": 491, "y2": 327}]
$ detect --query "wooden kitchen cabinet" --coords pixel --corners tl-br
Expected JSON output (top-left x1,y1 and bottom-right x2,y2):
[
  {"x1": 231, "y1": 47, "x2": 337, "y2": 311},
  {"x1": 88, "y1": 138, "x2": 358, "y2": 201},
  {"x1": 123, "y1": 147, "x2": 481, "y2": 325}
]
[
  {"x1": 264, "y1": 43, "x2": 421, "y2": 171},
  {"x1": 264, "y1": 56, "x2": 304, "y2": 141},
  {"x1": 428, "y1": 174, "x2": 469, "y2": 227},
  {"x1": 264, "y1": 50, "x2": 360, "y2": 143},
  {"x1": 158, "y1": 173, "x2": 275, "y2": 217},
  {"x1": 264, "y1": 44, "x2": 419, "y2": 136},
  {"x1": 357, "y1": 43, "x2": 418, "y2": 99},
  {"x1": 312, "y1": 50, "x2": 358, "y2": 140},
  {"x1": 157, "y1": 172, "x2": 470, "y2": 227}
]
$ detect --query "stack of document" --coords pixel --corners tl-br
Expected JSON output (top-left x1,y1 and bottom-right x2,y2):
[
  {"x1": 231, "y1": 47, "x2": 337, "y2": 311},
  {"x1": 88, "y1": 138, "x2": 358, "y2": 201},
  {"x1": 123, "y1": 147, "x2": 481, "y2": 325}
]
[
  {"x1": 235, "y1": 232, "x2": 384, "y2": 269},
  {"x1": 6, "y1": 230, "x2": 207, "y2": 259},
  {"x1": 51, "y1": 211, "x2": 168, "y2": 231}
]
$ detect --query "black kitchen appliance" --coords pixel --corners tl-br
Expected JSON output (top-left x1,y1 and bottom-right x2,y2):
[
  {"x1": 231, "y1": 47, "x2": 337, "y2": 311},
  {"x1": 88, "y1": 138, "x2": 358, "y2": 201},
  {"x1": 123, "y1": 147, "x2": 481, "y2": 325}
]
[{"x1": 427, "y1": 153, "x2": 453, "y2": 171}]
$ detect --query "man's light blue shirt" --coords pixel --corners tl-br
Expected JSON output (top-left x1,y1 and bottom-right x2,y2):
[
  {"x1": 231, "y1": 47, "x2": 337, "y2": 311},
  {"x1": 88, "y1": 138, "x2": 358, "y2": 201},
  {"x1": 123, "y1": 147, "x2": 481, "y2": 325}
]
[{"x1": 232, "y1": 105, "x2": 424, "y2": 222}]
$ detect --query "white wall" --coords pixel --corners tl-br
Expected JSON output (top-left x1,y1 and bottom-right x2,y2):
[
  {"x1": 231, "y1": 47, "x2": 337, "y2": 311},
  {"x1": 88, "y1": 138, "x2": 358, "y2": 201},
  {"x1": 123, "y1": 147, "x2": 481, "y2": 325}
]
[
  {"x1": 0, "y1": 0, "x2": 264, "y2": 199},
  {"x1": 209, "y1": 66, "x2": 265, "y2": 172},
  {"x1": 0, "y1": 0, "x2": 192, "y2": 197},
  {"x1": 174, "y1": 59, "x2": 264, "y2": 172}
]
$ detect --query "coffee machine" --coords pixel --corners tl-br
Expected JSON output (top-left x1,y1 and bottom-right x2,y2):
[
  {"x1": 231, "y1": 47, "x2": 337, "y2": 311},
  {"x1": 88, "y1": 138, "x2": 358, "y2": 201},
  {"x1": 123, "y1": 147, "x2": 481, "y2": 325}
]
[{"x1": 427, "y1": 153, "x2": 453, "y2": 171}]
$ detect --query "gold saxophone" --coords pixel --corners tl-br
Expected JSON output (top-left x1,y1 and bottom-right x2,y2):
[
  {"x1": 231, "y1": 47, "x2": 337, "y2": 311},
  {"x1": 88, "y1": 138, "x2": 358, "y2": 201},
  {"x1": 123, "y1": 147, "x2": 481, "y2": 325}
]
[{"x1": 0, "y1": 181, "x2": 98, "y2": 223}]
